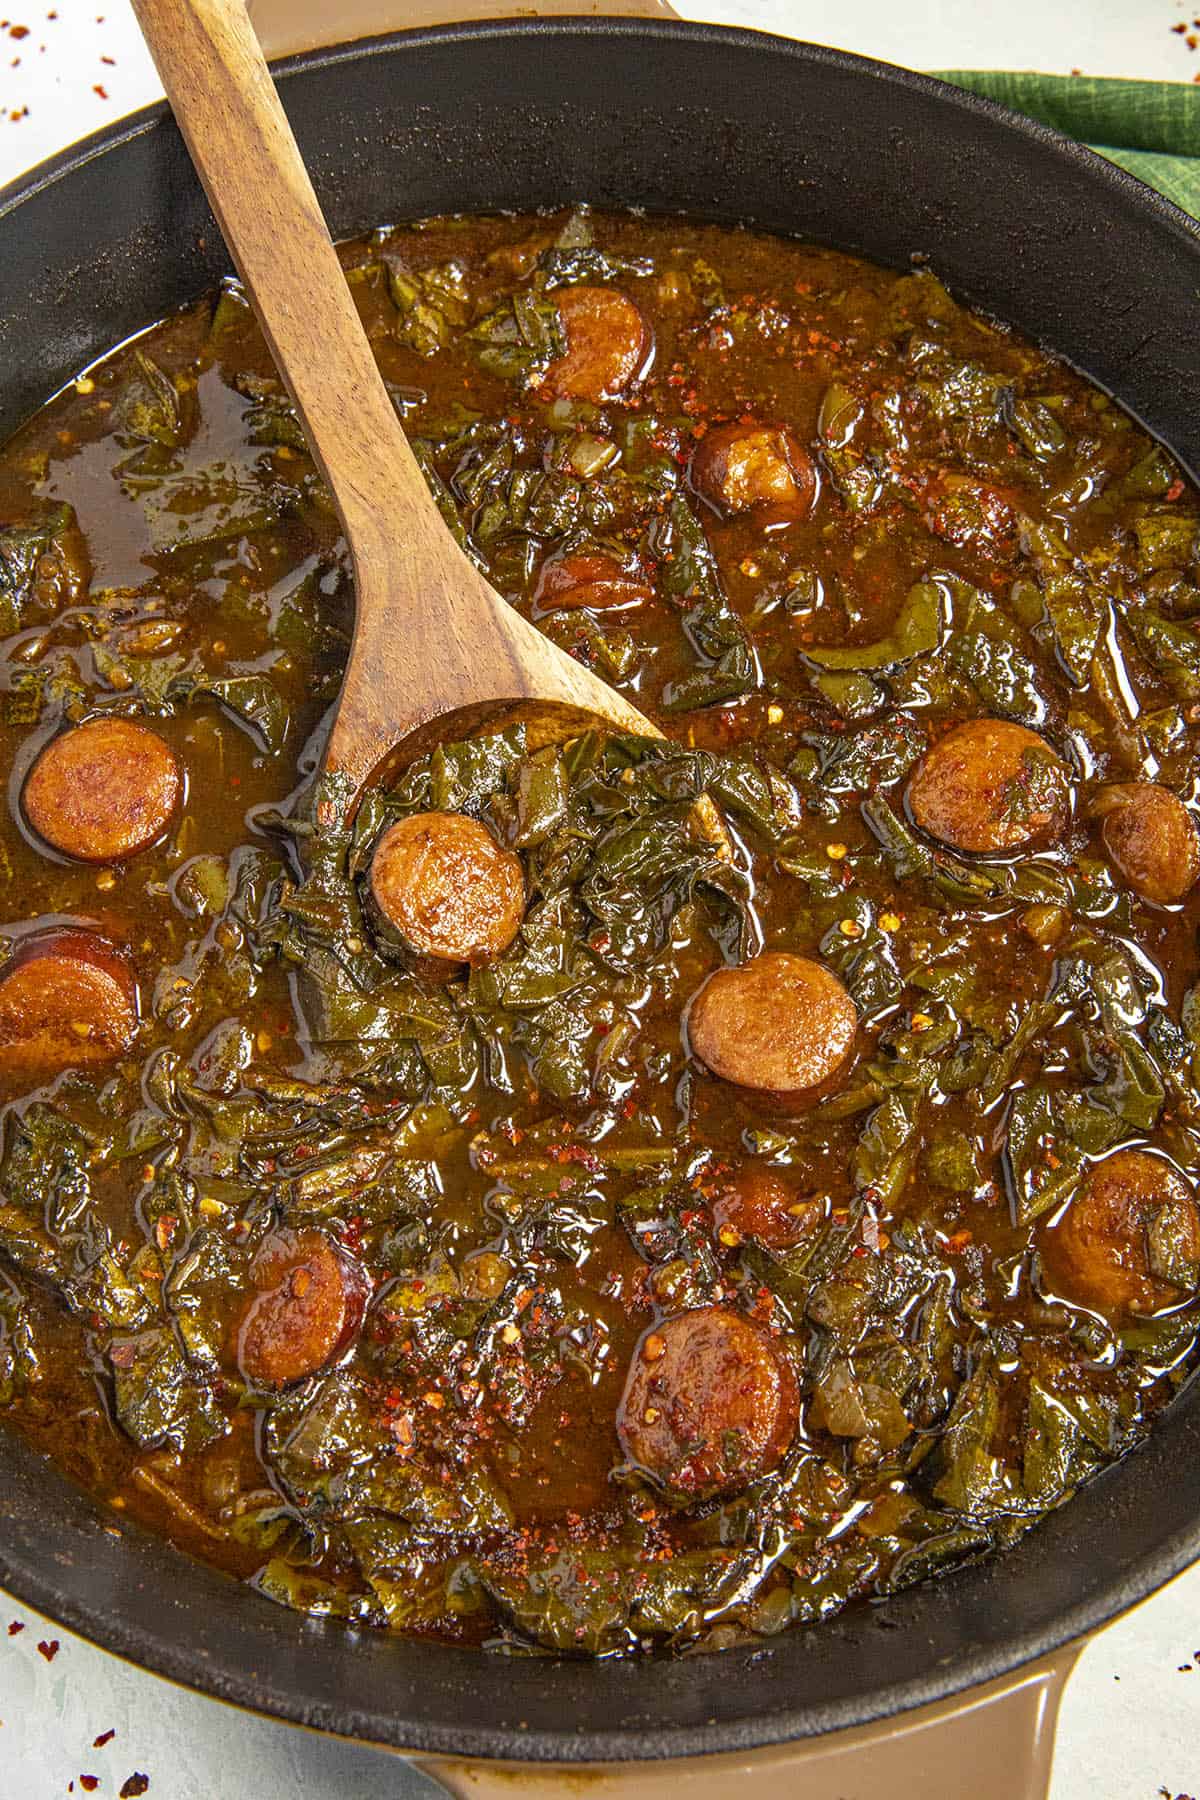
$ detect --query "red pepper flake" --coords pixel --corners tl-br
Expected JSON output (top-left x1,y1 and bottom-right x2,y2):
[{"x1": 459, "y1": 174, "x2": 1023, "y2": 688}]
[
  {"x1": 546, "y1": 1142, "x2": 602, "y2": 1174},
  {"x1": 94, "y1": 1730, "x2": 116, "y2": 1748},
  {"x1": 92, "y1": 83, "x2": 108, "y2": 98},
  {"x1": 37, "y1": 1638, "x2": 60, "y2": 1661},
  {"x1": 80, "y1": 1779, "x2": 100, "y2": 1793},
  {"x1": 861, "y1": 1216, "x2": 885, "y2": 1252},
  {"x1": 339, "y1": 1213, "x2": 365, "y2": 1254},
  {"x1": 9, "y1": 21, "x2": 28, "y2": 34},
  {"x1": 120, "y1": 1779, "x2": 150, "y2": 1799},
  {"x1": 100, "y1": 52, "x2": 114, "y2": 63},
  {"x1": 8, "y1": 1619, "x2": 24, "y2": 1635}
]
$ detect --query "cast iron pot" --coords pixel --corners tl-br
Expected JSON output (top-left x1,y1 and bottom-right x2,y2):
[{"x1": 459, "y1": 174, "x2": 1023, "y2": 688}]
[{"x1": 1, "y1": 15, "x2": 1200, "y2": 1769}]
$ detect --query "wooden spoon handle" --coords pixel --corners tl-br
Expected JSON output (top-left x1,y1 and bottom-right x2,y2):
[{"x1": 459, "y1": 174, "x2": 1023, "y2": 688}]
[
  {"x1": 134, "y1": 0, "x2": 663, "y2": 820},
  {"x1": 130, "y1": 0, "x2": 421, "y2": 542}
]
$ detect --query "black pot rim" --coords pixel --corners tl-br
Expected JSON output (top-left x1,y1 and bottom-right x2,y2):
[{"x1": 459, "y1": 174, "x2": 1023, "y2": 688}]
[
  {"x1": 4, "y1": 17, "x2": 1198, "y2": 270},
  {"x1": 0, "y1": 16, "x2": 1198, "y2": 1764}
]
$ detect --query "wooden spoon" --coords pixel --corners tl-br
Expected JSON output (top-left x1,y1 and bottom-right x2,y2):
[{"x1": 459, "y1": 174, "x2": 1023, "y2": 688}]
[{"x1": 131, "y1": 0, "x2": 657, "y2": 824}]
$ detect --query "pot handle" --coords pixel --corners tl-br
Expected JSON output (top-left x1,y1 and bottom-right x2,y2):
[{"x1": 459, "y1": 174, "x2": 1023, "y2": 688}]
[
  {"x1": 413, "y1": 1646, "x2": 1080, "y2": 1800},
  {"x1": 246, "y1": 0, "x2": 678, "y2": 61}
]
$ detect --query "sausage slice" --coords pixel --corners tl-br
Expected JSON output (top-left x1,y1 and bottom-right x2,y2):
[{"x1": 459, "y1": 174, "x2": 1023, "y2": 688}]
[
  {"x1": 534, "y1": 550, "x2": 653, "y2": 614},
  {"x1": 618, "y1": 1306, "x2": 798, "y2": 1503},
  {"x1": 690, "y1": 422, "x2": 816, "y2": 519},
  {"x1": 0, "y1": 928, "x2": 137, "y2": 1084},
  {"x1": 687, "y1": 952, "x2": 857, "y2": 1102},
  {"x1": 1091, "y1": 782, "x2": 1200, "y2": 905},
  {"x1": 369, "y1": 810, "x2": 525, "y2": 964},
  {"x1": 712, "y1": 1162, "x2": 823, "y2": 1252},
  {"x1": 24, "y1": 717, "x2": 182, "y2": 863},
  {"x1": 1039, "y1": 1149, "x2": 1200, "y2": 1321},
  {"x1": 237, "y1": 1227, "x2": 370, "y2": 1389},
  {"x1": 544, "y1": 285, "x2": 651, "y2": 402},
  {"x1": 906, "y1": 719, "x2": 1069, "y2": 855}
]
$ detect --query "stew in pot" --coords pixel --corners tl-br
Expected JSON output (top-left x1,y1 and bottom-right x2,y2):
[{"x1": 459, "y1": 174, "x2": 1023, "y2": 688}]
[{"x1": 0, "y1": 208, "x2": 1198, "y2": 1656}]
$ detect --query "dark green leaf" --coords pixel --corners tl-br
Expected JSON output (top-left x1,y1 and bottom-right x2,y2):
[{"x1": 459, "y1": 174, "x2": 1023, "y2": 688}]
[
  {"x1": 469, "y1": 289, "x2": 565, "y2": 384},
  {"x1": 651, "y1": 496, "x2": 759, "y2": 712},
  {"x1": 801, "y1": 579, "x2": 943, "y2": 672},
  {"x1": 1146, "y1": 1196, "x2": 1200, "y2": 1291},
  {"x1": 930, "y1": 1360, "x2": 1005, "y2": 1514},
  {"x1": 0, "y1": 503, "x2": 88, "y2": 631},
  {"x1": 1042, "y1": 573, "x2": 1104, "y2": 686},
  {"x1": 1127, "y1": 608, "x2": 1200, "y2": 699},
  {"x1": 117, "y1": 351, "x2": 188, "y2": 451},
  {"x1": 191, "y1": 673, "x2": 289, "y2": 752},
  {"x1": 1004, "y1": 1084, "x2": 1086, "y2": 1227},
  {"x1": 387, "y1": 259, "x2": 471, "y2": 356},
  {"x1": 112, "y1": 1329, "x2": 228, "y2": 1452},
  {"x1": 1008, "y1": 397, "x2": 1067, "y2": 461}
]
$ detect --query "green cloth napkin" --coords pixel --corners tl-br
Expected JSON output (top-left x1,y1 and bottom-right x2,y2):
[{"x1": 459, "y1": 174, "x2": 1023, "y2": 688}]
[{"x1": 934, "y1": 72, "x2": 1200, "y2": 222}]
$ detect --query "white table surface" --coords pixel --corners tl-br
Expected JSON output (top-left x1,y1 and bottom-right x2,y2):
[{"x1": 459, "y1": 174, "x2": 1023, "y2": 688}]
[{"x1": 1, "y1": 3, "x2": 1199, "y2": 1796}]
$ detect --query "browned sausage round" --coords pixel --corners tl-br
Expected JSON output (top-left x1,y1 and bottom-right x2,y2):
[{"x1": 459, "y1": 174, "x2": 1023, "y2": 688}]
[
  {"x1": 23, "y1": 717, "x2": 182, "y2": 863},
  {"x1": 237, "y1": 1227, "x2": 370, "y2": 1389},
  {"x1": 0, "y1": 928, "x2": 137, "y2": 1083},
  {"x1": 687, "y1": 952, "x2": 857, "y2": 1101},
  {"x1": 906, "y1": 719, "x2": 1069, "y2": 855},
  {"x1": 534, "y1": 550, "x2": 653, "y2": 614},
  {"x1": 1039, "y1": 1150, "x2": 1200, "y2": 1321},
  {"x1": 712, "y1": 1162, "x2": 822, "y2": 1252},
  {"x1": 543, "y1": 285, "x2": 651, "y2": 402},
  {"x1": 369, "y1": 810, "x2": 525, "y2": 964},
  {"x1": 617, "y1": 1306, "x2": 798, "y2": 1502},
  {"x1": 690, "y1": 422, "x2": 816, "y2": 519},
  {"x1": 1091, "y1": 782, "x2": 1200, "y2": 905}
]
